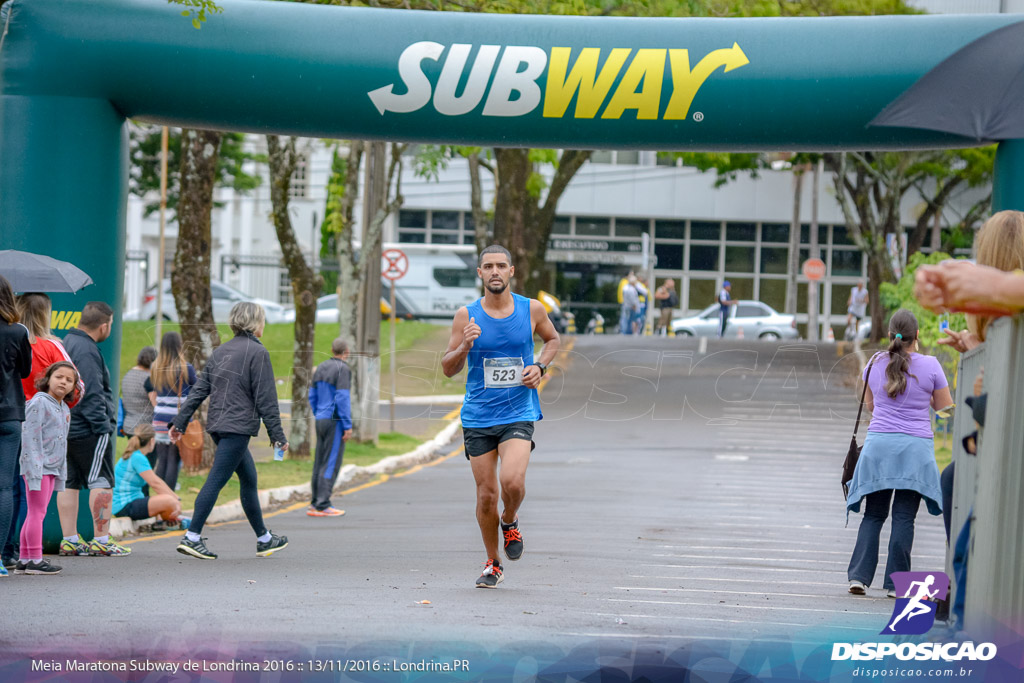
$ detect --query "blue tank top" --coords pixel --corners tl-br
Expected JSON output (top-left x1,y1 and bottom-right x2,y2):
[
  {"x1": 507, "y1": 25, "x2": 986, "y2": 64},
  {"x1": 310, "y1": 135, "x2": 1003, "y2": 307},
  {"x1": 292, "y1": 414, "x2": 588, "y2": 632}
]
[{"x1": 460, "y1": 293, "x2": 542, "y2": 428}]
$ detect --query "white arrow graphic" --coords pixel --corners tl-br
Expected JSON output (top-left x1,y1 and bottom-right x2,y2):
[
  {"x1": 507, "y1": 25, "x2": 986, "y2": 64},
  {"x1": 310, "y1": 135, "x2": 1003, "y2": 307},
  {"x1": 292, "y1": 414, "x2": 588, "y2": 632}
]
[{"x1": 368, "y1": 41, "x2": 445, "y2": 115}]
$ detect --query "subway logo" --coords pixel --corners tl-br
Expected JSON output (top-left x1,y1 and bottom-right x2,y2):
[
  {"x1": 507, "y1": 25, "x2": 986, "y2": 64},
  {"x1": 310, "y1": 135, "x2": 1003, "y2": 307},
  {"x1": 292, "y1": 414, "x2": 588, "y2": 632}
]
[
  {"x1": 368, "y1": 42, "x2": 748, "y2": 120},
  {"x1": 51, "y1": 310, "x2": 82, "y2": 330}
]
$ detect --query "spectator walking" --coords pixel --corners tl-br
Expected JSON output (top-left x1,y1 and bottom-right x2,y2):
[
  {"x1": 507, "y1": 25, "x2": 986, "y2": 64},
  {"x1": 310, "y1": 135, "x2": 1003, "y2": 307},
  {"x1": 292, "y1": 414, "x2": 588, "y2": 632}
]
[
  {"x1": 620, "y1": 275, "x2": 640, "y2": 335},
  {"x1": 145, "y1": 332, "x2": 196, "y2": 492},
  {"x1": 17, "y1": 361, "x2": 78, "y2": 575},
  {"x1": 654, "y1": 279, "x2": 678, "y2": 336},
  {"x1": 170, "y1": 302, "x2": 289, "y2": 560},
  {"x1": 58, "y1": 301, "x2": 131, "y2": 557},
  {"x1": 845, "y1": 309, "x2": 951, "y2": 597},
  {"x1": 120, "y1": 346, "x2": 156, "y2": 441},
  {"x1": 113, "y1": 424, "x2": 186, "y2": 529},
  {"x1": 307, "y1": 337, "x2": 352, "y2": 517},
  {"x1": 0, "y1": 275, "x2": 33, "y2": 578},
  {"x1": 717, "y1": 281, "x2": 738, "y2": 338}
]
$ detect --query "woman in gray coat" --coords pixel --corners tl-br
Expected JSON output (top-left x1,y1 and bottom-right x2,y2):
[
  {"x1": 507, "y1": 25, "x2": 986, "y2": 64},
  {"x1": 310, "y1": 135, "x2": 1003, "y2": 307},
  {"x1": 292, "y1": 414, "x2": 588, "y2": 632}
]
[{"x1": 170, "y1": 302, "x2": 289, "y2": 560}]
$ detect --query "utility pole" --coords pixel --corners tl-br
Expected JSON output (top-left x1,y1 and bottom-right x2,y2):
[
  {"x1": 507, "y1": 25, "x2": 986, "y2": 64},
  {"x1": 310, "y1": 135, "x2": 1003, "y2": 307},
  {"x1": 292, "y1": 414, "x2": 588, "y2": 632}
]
[
  {"x1": 155, "y1": 126, "x2": 169, "y2": 347},
  {"x1": 808, "y1": 159, "x2": 821, "y2": 342},
  {"x1": 356, "y1": 141, "x2": 386, "y2": 444},
  {"x1": 785, "y1": 165, "x2": 803, "y2": 315}
]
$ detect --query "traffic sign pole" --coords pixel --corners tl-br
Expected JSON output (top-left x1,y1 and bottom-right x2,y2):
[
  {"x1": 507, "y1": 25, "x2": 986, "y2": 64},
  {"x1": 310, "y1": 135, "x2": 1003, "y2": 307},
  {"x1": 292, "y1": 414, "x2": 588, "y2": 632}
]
[
  {"x1": 381, "y1": 248, "x2": 408, "y2": 432},
  {"x1": 390, "y1": 281, "x2": 396, "y2": 432}
]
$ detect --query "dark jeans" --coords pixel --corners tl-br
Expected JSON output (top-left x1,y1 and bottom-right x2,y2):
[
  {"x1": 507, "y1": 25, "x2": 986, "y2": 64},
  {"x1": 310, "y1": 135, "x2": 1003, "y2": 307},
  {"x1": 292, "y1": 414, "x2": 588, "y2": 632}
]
[
  {"x1": 311, "y1": 419, "x2": 346, "y2": 510},
  {"x1": 2, "y1": 473, "x2": 27, "y2": 561},
  {"x1": 848, "y1": 488, "x2": 922, "y2": 590},
  {"x1": 0, "y1": 421, "x2": 21, "y2": 557},
  {"x1": 941, "y1": 462, "x2": 955, "y2": 543},
  {"x1": 718, "y1": 309, "x2": 729, "y2": 338},
  {"x1": 188, "y1": 432, "x2": 266, "y2": 537},
  {"x1": 154, "y1": 442, "x2": 181, "y2": 492}
]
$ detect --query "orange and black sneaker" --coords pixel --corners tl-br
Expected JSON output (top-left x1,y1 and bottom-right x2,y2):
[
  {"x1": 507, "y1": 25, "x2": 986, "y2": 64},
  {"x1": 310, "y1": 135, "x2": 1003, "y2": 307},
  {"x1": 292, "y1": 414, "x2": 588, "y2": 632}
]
[
  {"x1": 501, "y1": 518, "x2": 524, "y2": 562},
  {"x1": 475, "y1": 559, "x2": 503, "y2": 588}
]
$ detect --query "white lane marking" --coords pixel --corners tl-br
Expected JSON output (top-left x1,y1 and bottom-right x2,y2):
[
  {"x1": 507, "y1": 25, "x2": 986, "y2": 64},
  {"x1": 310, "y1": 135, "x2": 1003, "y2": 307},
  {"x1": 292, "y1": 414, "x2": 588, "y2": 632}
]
[
  {"x1": 606, "y1": 598, "x2": 887, "y2": 616},
  {"x1": 615, "y1": 586, "x2": 849, "y2": 599},
  {"x1": 628, "y1": 575, "x2": 847, "y2": 587},
  {"x1": 714, "y1": 454, "x2": 749, "y2": 461},
  {"x1": 698, "y1": 337, "x2": 707, "y2": 355},
  {"x1": 653, "y1": 553, "x2": 849, "y2": 565},
  {"x1": 582, "y1": 612, "x2": 878, "y2": 632}
]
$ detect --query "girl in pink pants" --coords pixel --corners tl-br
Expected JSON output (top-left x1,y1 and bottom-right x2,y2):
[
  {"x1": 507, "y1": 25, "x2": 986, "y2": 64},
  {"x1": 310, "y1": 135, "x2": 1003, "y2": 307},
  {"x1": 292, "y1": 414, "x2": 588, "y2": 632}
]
[{"x1": 19, "y1": 361, "x2": 77, "y2": 575}]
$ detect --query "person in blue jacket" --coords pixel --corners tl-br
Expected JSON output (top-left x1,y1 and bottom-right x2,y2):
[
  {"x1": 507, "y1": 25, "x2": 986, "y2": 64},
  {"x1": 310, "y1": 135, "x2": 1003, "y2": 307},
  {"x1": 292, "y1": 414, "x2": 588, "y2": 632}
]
[{"x1": 307, "y1": 337, "x2": 352, "y2": 517}]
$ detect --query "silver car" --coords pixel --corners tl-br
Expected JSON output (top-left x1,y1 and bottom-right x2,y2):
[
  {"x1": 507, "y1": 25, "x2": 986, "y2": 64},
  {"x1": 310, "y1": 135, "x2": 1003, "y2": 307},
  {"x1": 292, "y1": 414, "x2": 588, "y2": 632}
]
[
  {"x1": 131, "y1": 279, "x2": 288, "y2": 324},
  {"x1": 671, "y1": 300, "x2": 798, "y2": 340}
]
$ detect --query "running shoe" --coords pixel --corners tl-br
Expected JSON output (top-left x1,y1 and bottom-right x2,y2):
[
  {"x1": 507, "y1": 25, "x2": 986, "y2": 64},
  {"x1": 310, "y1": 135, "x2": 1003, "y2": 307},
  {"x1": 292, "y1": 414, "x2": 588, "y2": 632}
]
[
  {"x1": 2, "y1": 555, "x2": 17, "y2": 569},
  {"x1": 887, "y1": 589, "x2": 898, "y2": 599},
  {"x1": 475, "y1": 559, "x2": 503, "y2": 588},
  {"x1": 306, "y1": 507, "x2": 328, "y2": 517},
  {"x1": 848, "y1": 580, "x2": 867, "y2": 595},
  {"x1": 13, "y1": 562, "x2": 26, "y2": 575},
  {"x1": 256, "y1": 532, "x2": 289, "y2": 557},
  {"x1": 88, "y1": 539, "x2": 132, "y2": 556},
  {"x1": 501, "y1": 518, "x2": 523, "y2": 562},
  {"x1": 0, "y1": 565, "x2": 7, "y2": 577},
  {"x1": 177, "y1": 536, "x2": 218, "y2": 560},
  {"x1": 23, "y1": 560, "x2": 62, "y2": 575},
  {"x1": 59, "y1": 539, "x2": 90, "y2": 556}
]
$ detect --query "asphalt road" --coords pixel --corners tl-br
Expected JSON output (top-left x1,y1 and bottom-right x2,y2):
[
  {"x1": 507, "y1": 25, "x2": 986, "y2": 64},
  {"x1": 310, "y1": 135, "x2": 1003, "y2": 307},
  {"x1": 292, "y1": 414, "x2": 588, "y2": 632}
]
[{"x1": 0, "y1": 337, "x2": 946, "y2": 664}]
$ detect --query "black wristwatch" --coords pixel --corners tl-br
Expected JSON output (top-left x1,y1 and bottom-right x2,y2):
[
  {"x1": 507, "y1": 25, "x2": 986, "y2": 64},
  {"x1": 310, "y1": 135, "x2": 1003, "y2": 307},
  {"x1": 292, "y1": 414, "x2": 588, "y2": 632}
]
[{"x1": 535, "y1": 362, "x2": 547, "y2": 376}]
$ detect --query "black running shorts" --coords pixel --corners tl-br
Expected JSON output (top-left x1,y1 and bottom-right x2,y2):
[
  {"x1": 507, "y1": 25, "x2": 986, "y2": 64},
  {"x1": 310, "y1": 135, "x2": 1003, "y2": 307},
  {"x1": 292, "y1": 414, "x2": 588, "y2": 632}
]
[
  {"x1": 462, "y1": 421, "x2": 536, "y2": 459},
  {"x1": 66, "y1": 432, "x2": 115, "y2": 490},
  {"x1": 115, "y1": 497, "x2": 152, "y2": 521}
]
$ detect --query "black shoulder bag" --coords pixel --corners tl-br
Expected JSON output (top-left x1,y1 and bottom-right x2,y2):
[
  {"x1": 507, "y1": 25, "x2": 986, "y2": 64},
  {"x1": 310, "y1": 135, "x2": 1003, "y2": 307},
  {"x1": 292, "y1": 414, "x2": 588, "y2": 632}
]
[{"x1": 842, "y1": 354, "x2": 878, "y2": 498}]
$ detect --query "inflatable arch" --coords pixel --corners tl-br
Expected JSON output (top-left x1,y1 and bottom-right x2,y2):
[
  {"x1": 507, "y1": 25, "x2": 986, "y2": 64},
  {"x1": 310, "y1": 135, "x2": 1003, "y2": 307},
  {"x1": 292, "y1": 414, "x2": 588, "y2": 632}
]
[{"x1": 2, "y1": 0, "x2": 1023, "y2": 371}]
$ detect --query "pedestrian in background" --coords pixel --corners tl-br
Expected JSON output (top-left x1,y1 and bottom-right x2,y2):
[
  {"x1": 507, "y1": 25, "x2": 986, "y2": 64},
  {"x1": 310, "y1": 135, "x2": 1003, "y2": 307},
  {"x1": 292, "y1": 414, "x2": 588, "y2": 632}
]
[
  {"x1": 0, "y1": 275, "x2": 33, "y2": 578},
  {"x1": 845, "y1": 309, "x2": 951, "y2": 597},
  {"x1": 121, "y1": 346, "x2": 156, "y2": 441},
  {"x1": 146, "y1": 332, "x2": 196, "y2": 492},
  {"x1": 113, "y1": 424, "x2": 186, "y2": 529},
  {"x1": 171, "y1": 302, "x2": 289, "y2": 561},
  {"x1": 654, "y1": 279, "x2": 678, "y2": 336},
  {"x1": 717, "y1": 280, "x2": 737, "y2": 338},
  {"x1": 59, "y1": 301, "x2": 130, "y2": 557},
  {"x1": 18, "y1": 361, "x2": 78, "y2": 575},
  {"x1": 620, "y1": 274, "x2": 640, "y2": 335},
  {"x1": 307, "y1": 337, "x2": 352, "y2": 517}
]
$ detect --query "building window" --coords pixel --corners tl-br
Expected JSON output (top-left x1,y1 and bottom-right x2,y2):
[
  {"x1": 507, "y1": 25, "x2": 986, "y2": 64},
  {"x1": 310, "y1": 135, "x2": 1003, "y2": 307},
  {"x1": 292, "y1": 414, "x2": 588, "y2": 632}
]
[
  {"x1": 289, "y1": 156, "x2": 308, "y2": 198},
  {"x1": 552, "y1": 216, "x2": 571, "y2": 235},
  {"x1": 399, "y1": 209, "x2": 427, "y2": 229},
  {"x1": 575, "y1": 217, "x2": 611, "y2": 237},
  {"x1": 431, "y1": 232, "x2": 460, "y2": 245},
  {"x1": 398, "y1": 231, "x2": 426, "y2": 243},
  {"x1": 761, "y1": 223, "x2": 789, "y2": 243},
  {"x1": 432, "y1": 210, "x2": 460, "y2": 232},
  {"x1": 615, "y1": 151, "x2": 640, "y2": 165},
  {"x1": 278, "y1": 271, "x2": 293, "y2": 304},
  {"x1": 725, "y1": 246, "x2": 755, "y2": 273},
  {"x1": 801, "y1": 224, "x2": 828, "y2": 245},
  {"x1": 759, "y1": 278, "x2": 786, "y2": 312},
  {"x1": 833, "y1": 225, "x2": 855, "y2": 246},
  {"x1": 615, "y1": 218, "x2": 647, "y2": 238},
  {"x1": 832, "y1": 249, "x2": 864, "y2": 277},
  {"x1": 690, "y1": 221, "x2": 721, "y2": 241},
  {"x1": 688, "y1": 279, "x2": 717, "y2": 312},
  {"x1": 726, "y1": 222, "x2": 756, "y2": 242},
  {"x1": 654, "y1": 244, "x2": 683, "y2": 270},
  {"x1": 689, "y1": 245, "x2": 719, "y2": 271},
  {"x1": 759, "y1": 247, "x2": 789, "y2": 275},
  {"x1": 655, "y1": 220, "x2": 686, "y2": 240},
  {"x1": 591, "y1": 151, "x2": 613, "y2": 163}
]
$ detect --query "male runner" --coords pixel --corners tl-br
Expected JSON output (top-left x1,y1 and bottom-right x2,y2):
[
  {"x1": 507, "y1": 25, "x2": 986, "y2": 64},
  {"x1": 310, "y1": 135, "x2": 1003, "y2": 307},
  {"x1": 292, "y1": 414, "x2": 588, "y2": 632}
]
[{"x1": 442, "y1": 245, "x2": 560, "y2": 588}]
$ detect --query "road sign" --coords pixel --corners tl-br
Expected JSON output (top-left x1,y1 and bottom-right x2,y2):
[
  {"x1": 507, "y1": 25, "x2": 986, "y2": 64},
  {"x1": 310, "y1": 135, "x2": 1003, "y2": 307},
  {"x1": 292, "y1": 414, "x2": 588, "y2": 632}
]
[
  {"x1": 802, "y1": 258, "x2": 826, "y2": 281},
  {"x1": 382, "y1": 248, "x2": 408, "y2": 281}
]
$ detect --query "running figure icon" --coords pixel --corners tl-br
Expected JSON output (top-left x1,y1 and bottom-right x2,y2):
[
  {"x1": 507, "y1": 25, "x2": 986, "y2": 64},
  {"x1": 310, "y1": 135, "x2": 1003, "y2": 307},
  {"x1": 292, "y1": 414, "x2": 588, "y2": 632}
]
[{"x1": 885, "y1": 574, "x2": 942, "y2": 634}]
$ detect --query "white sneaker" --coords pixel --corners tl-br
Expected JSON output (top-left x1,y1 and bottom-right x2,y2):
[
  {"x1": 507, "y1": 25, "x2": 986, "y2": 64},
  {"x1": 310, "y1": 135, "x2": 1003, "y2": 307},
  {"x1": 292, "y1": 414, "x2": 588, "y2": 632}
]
[
  {"x1": 887, "y1": 589, "x2": 898, "y2": 598},
  {"x1": 849, "y1": 580, "x2": 867, "y2": 595}
]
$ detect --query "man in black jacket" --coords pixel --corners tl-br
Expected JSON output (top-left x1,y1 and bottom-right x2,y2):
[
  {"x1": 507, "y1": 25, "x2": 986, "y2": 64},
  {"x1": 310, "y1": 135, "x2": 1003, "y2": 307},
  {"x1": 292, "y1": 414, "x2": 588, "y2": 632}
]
[{"x1": 58, "y1": 302, "x2": 131, "y2": 557}]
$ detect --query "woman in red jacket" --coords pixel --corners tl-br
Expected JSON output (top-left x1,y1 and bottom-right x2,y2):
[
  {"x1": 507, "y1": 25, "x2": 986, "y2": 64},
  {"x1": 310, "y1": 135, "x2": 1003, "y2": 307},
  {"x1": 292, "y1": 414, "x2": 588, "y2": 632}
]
[{"x1": 17, "y1": 293, "x2": 83, "y2": 405}]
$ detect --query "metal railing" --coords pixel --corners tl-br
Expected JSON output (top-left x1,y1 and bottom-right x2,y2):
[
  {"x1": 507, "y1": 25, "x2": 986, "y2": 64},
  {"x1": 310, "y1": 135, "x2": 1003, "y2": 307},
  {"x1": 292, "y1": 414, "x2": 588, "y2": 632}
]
[{"x1": 952, "y1": 316, "x2": 1024, "y2": 639}]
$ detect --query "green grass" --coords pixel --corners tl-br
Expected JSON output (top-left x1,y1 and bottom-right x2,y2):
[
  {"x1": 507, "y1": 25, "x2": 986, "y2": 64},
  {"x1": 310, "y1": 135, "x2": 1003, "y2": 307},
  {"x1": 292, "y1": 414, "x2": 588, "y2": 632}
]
[
  {"x1": 935, "y1": 443, "x2": 953, "y2": 470},
  {"x1": 119, "y1": 320, "x2": 463, "y2": 398},
  {"x1": 118, "y1": 432, "x2": 423, "y2": 513}
]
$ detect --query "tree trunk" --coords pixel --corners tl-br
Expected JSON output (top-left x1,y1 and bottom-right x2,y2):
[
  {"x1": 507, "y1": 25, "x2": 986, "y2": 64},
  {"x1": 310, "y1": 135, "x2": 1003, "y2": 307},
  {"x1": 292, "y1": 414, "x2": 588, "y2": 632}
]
[
  {"x1": 467, "y1": 153, "x2": 491, "y2": 256},
  {"x1": 337, "y1": 141, "x2": 364, "y2": 345},
  {"x1": 491, "y1": 148, "x2": 590, "y2": 297},
  {"x1": 173, "y1": 128, "x2": 223, "y2": 469},
  {"x1": 267, "y1": 135, "x2": 322, "y2": 458},
  {"x1": 785, "y1": 168, "x2": 804, "y2": 315}
]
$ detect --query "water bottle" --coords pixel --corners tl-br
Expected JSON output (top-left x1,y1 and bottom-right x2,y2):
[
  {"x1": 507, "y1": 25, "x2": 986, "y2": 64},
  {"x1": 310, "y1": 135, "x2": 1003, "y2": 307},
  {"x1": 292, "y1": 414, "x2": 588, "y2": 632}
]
[
  {"x1": 273, "y1": 443, "x2": 285, "y2": 461},
  {"x1": 939, "y1": 313, "x2": 949, "y2": 333}
]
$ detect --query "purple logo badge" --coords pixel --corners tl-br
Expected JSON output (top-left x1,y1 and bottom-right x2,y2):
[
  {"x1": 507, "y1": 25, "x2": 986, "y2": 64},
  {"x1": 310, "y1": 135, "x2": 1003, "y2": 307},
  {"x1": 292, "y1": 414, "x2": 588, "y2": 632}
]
[{"x1": 882, "y1": 571, "x2": 950, "y2": 635}]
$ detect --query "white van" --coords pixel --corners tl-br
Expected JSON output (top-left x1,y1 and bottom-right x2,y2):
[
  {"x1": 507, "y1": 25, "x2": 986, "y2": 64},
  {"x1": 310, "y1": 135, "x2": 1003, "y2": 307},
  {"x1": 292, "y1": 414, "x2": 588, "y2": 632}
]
[{"x1": 381, "y1": 243, "x2": 481, "y2": 321}]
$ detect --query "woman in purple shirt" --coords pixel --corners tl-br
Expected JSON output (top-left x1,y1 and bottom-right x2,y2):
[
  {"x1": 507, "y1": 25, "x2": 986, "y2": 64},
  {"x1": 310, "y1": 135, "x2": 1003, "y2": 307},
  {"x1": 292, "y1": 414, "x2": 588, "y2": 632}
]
[{"x1": 846, "y1": 309, "x2": 953, "y2": 597}]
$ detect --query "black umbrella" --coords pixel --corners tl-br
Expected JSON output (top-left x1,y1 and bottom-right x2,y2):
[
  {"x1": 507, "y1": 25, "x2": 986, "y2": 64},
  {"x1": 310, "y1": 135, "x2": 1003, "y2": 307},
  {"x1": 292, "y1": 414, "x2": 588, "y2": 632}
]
[
  {"x1": 870, "y1": 20, "x2": 1024, "y2": 141},
  {"x1": 0, "y1": 250, "x2": 94, "y2": 293}
]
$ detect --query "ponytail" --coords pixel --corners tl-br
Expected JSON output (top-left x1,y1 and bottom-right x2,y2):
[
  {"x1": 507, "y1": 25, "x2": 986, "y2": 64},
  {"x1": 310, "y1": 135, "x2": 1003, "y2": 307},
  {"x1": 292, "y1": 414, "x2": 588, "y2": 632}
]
[
  {"x1": 123, "y1": 424, "x2": 156, "y2": 459},
  {"x1": 884, "y1": 309, "x2": 920, "y2": 399}
]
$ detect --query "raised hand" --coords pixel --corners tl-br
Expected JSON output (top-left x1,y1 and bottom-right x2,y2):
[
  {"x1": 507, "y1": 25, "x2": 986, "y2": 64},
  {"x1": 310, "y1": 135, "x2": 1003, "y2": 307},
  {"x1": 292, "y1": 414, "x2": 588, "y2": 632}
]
[{"x1": 464, "y1": 316, "x2": 481, "y2": 349}]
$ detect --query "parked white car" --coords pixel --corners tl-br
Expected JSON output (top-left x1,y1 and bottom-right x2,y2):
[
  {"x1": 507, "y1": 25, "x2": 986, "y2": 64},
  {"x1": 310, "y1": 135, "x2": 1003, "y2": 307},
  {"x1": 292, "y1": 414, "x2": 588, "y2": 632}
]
[
  {"x1": 671, "y1": 300, "x2": 799, "y2": 340},
  {"x1": 130, "y1": 279, "x2": 288, "y2": 324},
  {"x1": 282, "y1": 294, "x2": 395, "y2": 324}
]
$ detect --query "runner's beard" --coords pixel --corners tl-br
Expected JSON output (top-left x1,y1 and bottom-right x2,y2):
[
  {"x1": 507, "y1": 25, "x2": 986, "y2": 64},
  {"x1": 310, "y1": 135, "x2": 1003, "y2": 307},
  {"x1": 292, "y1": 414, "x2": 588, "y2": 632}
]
[{"x1": 486, "y1": 278, "x2": 509, "y2": 294}]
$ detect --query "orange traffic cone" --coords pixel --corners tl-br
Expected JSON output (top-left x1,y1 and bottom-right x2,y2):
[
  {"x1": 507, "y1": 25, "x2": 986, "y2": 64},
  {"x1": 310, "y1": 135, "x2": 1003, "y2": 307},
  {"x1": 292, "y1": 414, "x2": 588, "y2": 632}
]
[
  {"x1": 737, "y1": 325, "x2": 744, "y2": 339},
  {"x1": 826, "y1": 326, "x2": 835, "y2": 342}
]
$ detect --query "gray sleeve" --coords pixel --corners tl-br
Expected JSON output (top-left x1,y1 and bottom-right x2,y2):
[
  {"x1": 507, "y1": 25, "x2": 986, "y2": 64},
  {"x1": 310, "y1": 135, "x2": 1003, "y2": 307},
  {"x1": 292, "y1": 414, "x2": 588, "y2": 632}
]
[
  {"x1": 253, "y1": 348, "x2": 286, "y2": 445},
  {"x1": 172, "y1": 360, "x2": 212, "y2": 432}
]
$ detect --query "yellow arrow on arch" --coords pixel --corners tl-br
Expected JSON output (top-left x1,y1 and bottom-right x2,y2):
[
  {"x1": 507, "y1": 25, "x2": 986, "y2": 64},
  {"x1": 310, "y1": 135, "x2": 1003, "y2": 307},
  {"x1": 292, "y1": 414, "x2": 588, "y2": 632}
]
[{"x1": 663, "y1": 43, "x2": 749, "y2": 120}]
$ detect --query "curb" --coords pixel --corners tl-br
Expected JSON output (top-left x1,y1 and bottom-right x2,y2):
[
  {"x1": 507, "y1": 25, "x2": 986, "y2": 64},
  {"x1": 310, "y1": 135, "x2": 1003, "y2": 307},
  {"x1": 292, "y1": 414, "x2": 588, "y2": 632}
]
[{"x1": 110, "y1": 418, "x2": 462, "y2": 538}]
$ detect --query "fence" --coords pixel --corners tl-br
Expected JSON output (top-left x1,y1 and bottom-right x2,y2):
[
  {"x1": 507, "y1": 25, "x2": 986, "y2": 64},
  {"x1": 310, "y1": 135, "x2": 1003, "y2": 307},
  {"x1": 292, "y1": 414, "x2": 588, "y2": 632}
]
[{"x1": 949, "y1": 316, "x2": 1024, "y2": 640}]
